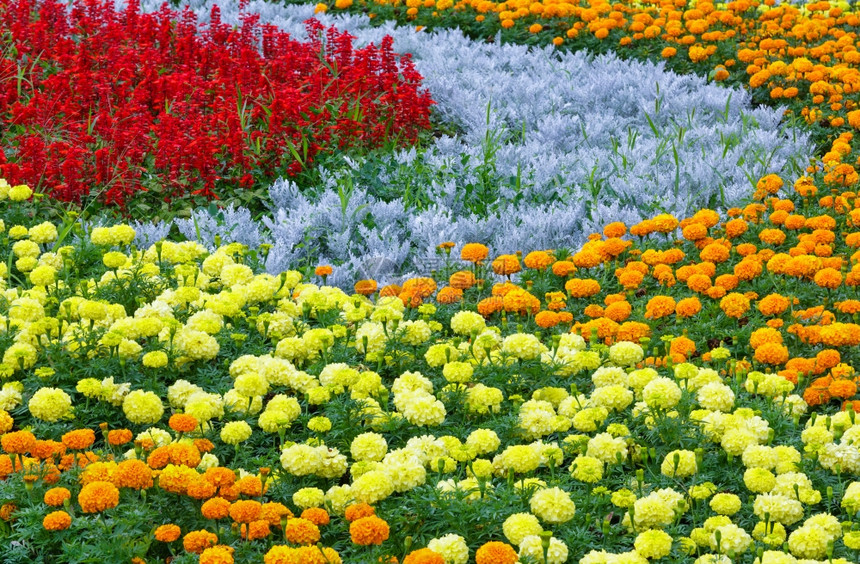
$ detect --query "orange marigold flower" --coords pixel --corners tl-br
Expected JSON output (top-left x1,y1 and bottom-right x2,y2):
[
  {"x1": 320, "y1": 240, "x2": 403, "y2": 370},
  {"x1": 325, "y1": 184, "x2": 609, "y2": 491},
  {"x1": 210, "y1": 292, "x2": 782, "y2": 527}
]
[
  {"x1": 107, "y1": 429, "x2": 133, "y2": 446},
  {"x1": 477, "y1": 297, "x2": 503, "y2": 317},
  {"x1": 669, "y1": 336, "x2": 696, "y2": 359},
  {"x1": 43, "y1": 510, "x2": 71, "y2": 531},
  {"x1": 749, "y1": 327, "x2": 783, "y2": 349},
  {"x1": 720, "y1": 292, "x2": 750, "y2": 318},
  {"x1": 236, "y1": 475, "x2": 264, "y2": 497},
  {"x1": 200, "y1": 545, "x2": 235, "y2": 564},
  {"x1": 725, "y1": 218, "x2": 748, "y2": 238},
  {"x1": 757, "y1": 294, "x2": 790, "y2": 316},
  {"x1": 400, "y1": 290, "x2": 422, "y2": 308},
  {"x1": 242, "y1": 519, "x2": 271, "y2": 541},
  {"x1": 436, "y1": 287, "x2": 463, "y2": 304},
  {"x1": 491, "y1": 282, "x2": 518, "y2": 297},
  {"x1": 147, "y1": 446, "x2": 171, "y2": 469},
  {"x1": 264, "y1": 546, "x2": 296, "y2": 564},
  {"x1": 756, "y1": 173, "x2": 784, "y2": 195},
  {"x1": 523, "y1": 251, "x2": 554, "y2": 270},
  {"x1": 758, "y1": 228, "x2": 787, "y2": 246},
  {"x1": 30, "y1": 440, "x2": 64, "y2": 460},
  {"x1": 402, "y1": 277, "x2": 437, "y2": 298},
  {"x1": 604, "y1": 301, "x2": 632, "y2": 323},
  {"x1": 170, "y1": 443, "x2": 201, "y2": 467},
  {"x1": 284, "y1": 517, "x2": 320, "y2": 545},
  {"x1": 617, "y1": 270, "x2": 644, "y2": 289},
  {"x1": 557, "y1": 311, "x2": 574, "y2": 324},
  {"x1": 403, "y1": 548, "x2": 445, "y2": 564},
  {"x1": 604, "y1": 237, "x2": 631, "y2": 257},
  {"x1": 535, "y1": 311, "x2": 560, "y2": 328},
  {"x1": 803, "y1": 386, "x2": 831, "y2": 407},
  {"x1": 615, "y1": 321, "x2": 649, "y2": 344},
  {"x1": 675, "y1": 297, "x2": 701, "y2": 318},
  {"x1": 261, "y1": 502, "x2": 293, "y2": 526},
  {"x1": 691, "y1": 209, "x2": 720, "y2": 228},
  {"x1": 699, "y1": 243, "x2": 730, "y2": 263},
  {"x1": 492, "y1": 254, "x2": 521, "y2": 276},
  {"x1": 572, "y1": 249, "x2": 602, "y2": 268},
  {"x1": 314, "y1": 265, "x2": 333, "y2": 277},
  {"x1": 112, "y1": 459, "x2": 153, "y2": 490},
  {"x1": 644, "y1": 296, "x2": 676, "y2": 319},
  {"x1": 380, "y1": 284, "x2": 402, "y2": 297},
  {"x1": 78, "y1": 481, "x2": 120, "y2": 513},
  {"x1": 354, "y1": 280, "x2": 378, "y2": 296},
  {"x1": 44, "y1": 487, "x2": 71, "y2": 507},
  {"x1": 814, "y1": 267, "x2": 843, "y2": 289},
  {"x1": 350, "y1": 515, "x2": 390, "y2": 545},
  {"x1": 187, "y1": 478, "x2": 217, "y2": 500},
  {"x1": 183, "y1": 530, "x2": 218, "y2": 554},
  {"x1": 583, "y1": 304, "x2": 605, "y2": 318},
  {"x1": 169, "y1": 414, "x2": 198, "y2": 433},
  {"x1": 293, "y1": 546, "x2": 342, "y2": 564},
  {"x1": 836, "y1": 300, "x2": 860, "y2": 315},
  {"x1": 2, "y1": 430, "x2": 35, "y2": 454},
  {"x1": 736, "y1": 243, "x2": 757, "y2": 257},
  {"x1": 734, "y1": 259, "x2": 763, "y2": 281},
  {"x1": 603, "y1": 222, "x2": 627, "y2": 238},
  {"x1": 449, "y1": 270, "x2": 476, "y2": 290},
  {"x1": 461, "y1": 243, "x2": 489, "y2": 263},
  {"x1": 203, "y1": 467, "x2": 236, "y2": 488},
  {"x1": 0, "y1": 503, "x2": 16, "y2": 522},
  {"x1": 301, "y1": 507, "x2": 330, "y2": 526},
  {"x1": 829, "y1": 379, "x2": 857, "y2": 399},
  {"x1": 502, "y1": 288, "x2": 540, "y2": 315},
  {"x1": 551, "y1": 261, "x2": 576, "y2": 277},
  {"x1": 816, "y1": 349, "x2": 842, "y2": 371},
  {"x1": 61, "y1": 429, "x2": 95, "y2": 451},
  {"x1": 345, "y1": 503, "x2": 376, "y2": 522},
  {"x1": 565, "y1": 278, "x2": 600, "y2": 298},
  {"x1": 202, "y1": 497, "x2": 232, "y2": 520},
  {"x1": 229, "y1": 500, "x2": 262, "y2": 524},
  {"x1": 682, "y1": 223, "x2": 708, "y2": 241},
  {"x1": 714, "y1": 274, "x2": 738, "y2": 291},
  {"x1": 686, "y1": 273, "x2": 712, "y2": 293},
  {"x1": 155, "y1": 524, "x2": 182, "y2": 542},
  {"x1": 754, "y1": 342, "x2": 790, "y2": 365},
  {"x1": 476, "y1": 541, "x2": 519, "y2": 564}
]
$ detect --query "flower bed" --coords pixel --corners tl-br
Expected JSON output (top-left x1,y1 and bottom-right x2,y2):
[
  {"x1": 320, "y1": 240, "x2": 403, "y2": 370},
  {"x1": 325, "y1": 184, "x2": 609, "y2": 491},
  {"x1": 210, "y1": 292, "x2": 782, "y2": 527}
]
[
  {"x1": 2, "y1": 0, "x2": 860, "y2": 562},
  {"x1": 126, "y1": 2, "x2": 810, "y2": 286},
  {"x1": 1, "y1": 168, "x2": 860, "y2": 562},
  {"x1": 0, "y1": 0, "x2": 432, "y2": 211},
  {"x1": 322, "y1": 0, "x2": 860, "y2": 151}
]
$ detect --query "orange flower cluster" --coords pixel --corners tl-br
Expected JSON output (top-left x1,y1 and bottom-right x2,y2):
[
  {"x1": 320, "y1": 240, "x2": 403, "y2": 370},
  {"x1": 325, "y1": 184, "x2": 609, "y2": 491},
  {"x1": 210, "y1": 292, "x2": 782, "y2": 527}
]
[
  {"x1": 375, "y1": 166, "x2": 859, "y2": 411},
  {"x1": 350, "y1": 515, "x2": 391, "y2": 545}
]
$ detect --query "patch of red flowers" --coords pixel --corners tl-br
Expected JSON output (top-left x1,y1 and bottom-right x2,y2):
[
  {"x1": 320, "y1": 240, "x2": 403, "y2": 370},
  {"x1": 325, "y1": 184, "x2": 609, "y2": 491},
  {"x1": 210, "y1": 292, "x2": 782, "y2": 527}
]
[{"x1": 0, "y1": 0, "x2": 433, "y2": 208}]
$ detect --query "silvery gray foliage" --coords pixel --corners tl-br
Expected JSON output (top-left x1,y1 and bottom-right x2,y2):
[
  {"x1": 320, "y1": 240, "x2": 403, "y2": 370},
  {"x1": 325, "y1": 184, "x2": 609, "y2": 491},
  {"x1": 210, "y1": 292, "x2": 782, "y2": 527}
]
[
  {"x1": 181, "y1": 0, "x2": 809, "y2": 216},
  {"x1": 174, "y1": 205, "x2": 262, "y2": 251},
  {"x1": 129, "y1": 0, "x2": 813, "y2": 288},
  {"x1": 131, "y1": 220, "x2": 173, "y2": 250}
]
